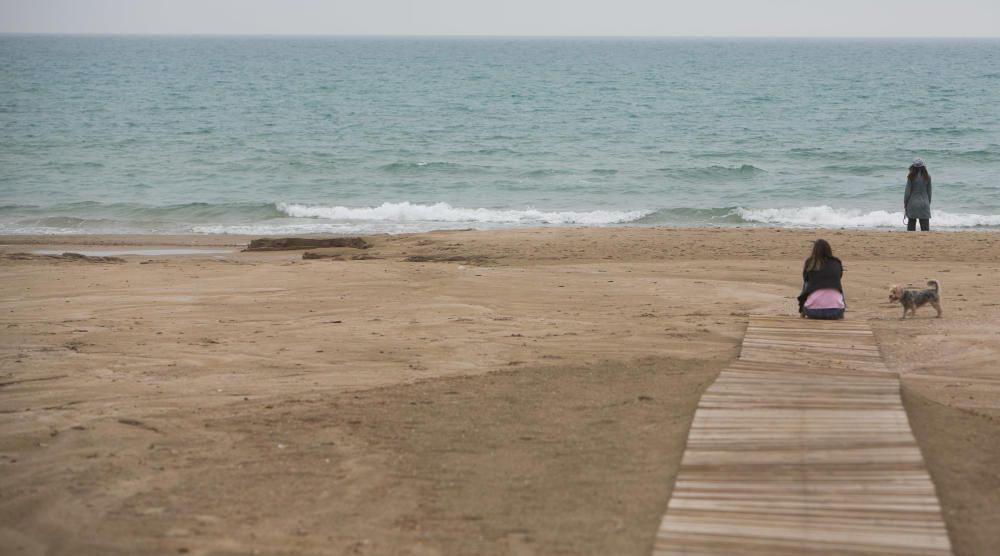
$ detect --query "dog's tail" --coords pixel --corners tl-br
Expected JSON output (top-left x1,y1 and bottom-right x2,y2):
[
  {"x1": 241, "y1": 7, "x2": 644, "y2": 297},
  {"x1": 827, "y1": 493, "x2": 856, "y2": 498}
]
[{"x1": 927, "y1": 279, "x2": 940, "y2": 293}]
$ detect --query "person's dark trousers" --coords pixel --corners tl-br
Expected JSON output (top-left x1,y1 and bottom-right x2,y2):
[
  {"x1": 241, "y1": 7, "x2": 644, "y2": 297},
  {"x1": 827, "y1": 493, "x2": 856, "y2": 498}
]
[
  {"x1": 907, "y1": 218, "x2": 929, "y2": 231},
  {"x1": 803, "y1": 307, "x2": 845, "y2": 320}
]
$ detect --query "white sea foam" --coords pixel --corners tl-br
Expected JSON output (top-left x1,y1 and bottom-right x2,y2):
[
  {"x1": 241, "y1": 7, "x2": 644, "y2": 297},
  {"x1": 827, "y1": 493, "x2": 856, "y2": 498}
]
[
  {"x1": 734, "y1": 206, "x2": 1000, "y2": 228},
  {"x1": 6, "y1": 203, "x2": 999, "y2": 236},
  {"x1": 276, "y1": 202, "x2": 648, "y2": 226},
  {"x1": 192, "y1": 222, "x2": 390, "y2": 235}
]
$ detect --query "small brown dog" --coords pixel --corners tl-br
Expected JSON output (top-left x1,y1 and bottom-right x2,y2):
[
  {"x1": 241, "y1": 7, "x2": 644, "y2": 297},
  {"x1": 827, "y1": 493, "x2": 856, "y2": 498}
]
[{"x1": 888, "y1": 280, "x2": 942, "y2": 319}]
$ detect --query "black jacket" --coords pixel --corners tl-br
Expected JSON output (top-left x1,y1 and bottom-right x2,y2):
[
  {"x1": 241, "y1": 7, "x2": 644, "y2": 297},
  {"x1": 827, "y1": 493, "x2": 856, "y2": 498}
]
[{"x1": 797, "y1": 257, "x2": 844, "y2": 312}]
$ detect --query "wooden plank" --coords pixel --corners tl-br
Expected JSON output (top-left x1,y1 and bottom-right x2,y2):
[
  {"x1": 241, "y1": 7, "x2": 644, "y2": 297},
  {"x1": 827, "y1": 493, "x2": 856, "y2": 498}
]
[{"x1": 653, "y1": 316, "x2": 952, "y2": 555}]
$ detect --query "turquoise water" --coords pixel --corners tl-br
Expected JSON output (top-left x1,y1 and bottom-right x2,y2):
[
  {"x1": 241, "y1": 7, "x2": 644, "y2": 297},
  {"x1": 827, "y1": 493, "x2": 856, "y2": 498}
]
[{"x1": 2, "y1": 35, "x2": 999, "y2": 234}]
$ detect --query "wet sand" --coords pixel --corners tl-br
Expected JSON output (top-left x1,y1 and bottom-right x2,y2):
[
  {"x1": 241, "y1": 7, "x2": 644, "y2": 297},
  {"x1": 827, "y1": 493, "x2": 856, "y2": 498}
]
[{"x1": 2, "y1": 228, "x2": 998, "y2": 555}]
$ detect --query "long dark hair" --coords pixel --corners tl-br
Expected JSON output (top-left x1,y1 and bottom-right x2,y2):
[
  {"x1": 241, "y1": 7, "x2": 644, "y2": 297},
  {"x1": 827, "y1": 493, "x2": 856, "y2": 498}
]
[
  {"x1": 805, "y1": 239, "x2": 833, "y2": 272},
  {"x1": 908, "y1": 165, "x2": 930, "y2": 182}
]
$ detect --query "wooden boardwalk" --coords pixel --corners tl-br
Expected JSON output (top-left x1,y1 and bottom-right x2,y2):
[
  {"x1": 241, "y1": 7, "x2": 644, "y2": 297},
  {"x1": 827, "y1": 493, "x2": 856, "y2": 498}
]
[{"x1": 653, "y1": 316, "x2": 952, "y2": 555}]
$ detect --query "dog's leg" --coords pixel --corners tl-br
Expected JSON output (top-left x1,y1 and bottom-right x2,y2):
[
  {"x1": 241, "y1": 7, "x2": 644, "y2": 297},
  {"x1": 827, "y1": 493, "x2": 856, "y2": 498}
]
[{"x1": 932, "y1": 301, "x2": 942, "y2": 317}]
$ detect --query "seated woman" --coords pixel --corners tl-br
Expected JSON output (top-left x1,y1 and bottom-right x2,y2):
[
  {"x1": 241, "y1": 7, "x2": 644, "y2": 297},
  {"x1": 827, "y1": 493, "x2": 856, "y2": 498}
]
[{"x1": 797, "y1": 239, "x2": 845, "y2": 320}]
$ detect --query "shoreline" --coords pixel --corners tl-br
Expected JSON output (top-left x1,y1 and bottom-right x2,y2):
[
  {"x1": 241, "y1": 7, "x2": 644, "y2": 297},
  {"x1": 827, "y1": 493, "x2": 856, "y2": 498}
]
[
  {"x1": 2, "y1": 226, "x2": 998, "y2": 554},
  {"x1": 3, "y1": 224, "x2": 1000, "y2": 249},
  {"x1": 4, "y1": 223, "x2": 1000, "y2": 242}
]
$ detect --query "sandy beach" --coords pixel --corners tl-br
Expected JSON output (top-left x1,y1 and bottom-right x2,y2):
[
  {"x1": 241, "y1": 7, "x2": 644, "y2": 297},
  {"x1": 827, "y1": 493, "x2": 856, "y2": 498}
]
[{"x1": 1, "y1": 227, "x2": 999, "y2": 556}]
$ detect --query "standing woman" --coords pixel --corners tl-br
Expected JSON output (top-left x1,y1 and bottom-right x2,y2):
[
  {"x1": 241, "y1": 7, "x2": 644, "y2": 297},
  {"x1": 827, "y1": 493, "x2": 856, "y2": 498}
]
[
  {"x1": 904, "y1": 158, "x2": 932, "y2": 231},
  {"x1": 797, "y1": 239, "x2": 845, "y2": 320}
]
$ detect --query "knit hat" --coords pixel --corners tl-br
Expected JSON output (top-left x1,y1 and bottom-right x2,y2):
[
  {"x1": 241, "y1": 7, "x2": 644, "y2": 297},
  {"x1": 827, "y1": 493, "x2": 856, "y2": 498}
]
[{"x1": 911, "y1": 157, "x2": 925, "y2": 168}]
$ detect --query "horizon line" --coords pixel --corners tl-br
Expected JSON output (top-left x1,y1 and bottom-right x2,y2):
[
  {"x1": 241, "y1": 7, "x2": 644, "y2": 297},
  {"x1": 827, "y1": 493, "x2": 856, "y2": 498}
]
[{"x1": 2, "y1": 31, "x2": 999, "y2": 40}]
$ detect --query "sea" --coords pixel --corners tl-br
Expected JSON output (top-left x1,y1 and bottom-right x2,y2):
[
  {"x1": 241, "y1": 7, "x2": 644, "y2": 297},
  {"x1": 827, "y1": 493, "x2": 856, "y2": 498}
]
[{"x1": 2, "y1": 35, "x2": 999, "y2": 235}]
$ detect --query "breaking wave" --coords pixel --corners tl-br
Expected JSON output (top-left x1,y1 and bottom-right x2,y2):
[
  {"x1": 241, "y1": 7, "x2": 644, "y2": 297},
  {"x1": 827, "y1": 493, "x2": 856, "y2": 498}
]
[
  {"x1": 276, "y1": 202, "x2": 648, "y2": 226},
  {"x1": 3, "y1": 201, "x2": 998, "y2": 235},
  {"x1": 732, "y1": 206, "x2": 1000, "y2": 228}
]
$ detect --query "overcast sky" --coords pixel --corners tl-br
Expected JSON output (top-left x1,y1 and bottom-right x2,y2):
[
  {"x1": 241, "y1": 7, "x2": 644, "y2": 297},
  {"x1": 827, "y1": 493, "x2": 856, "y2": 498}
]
[{"x1": 1, "y1": 0, "x2": 998, "y2": 37}]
